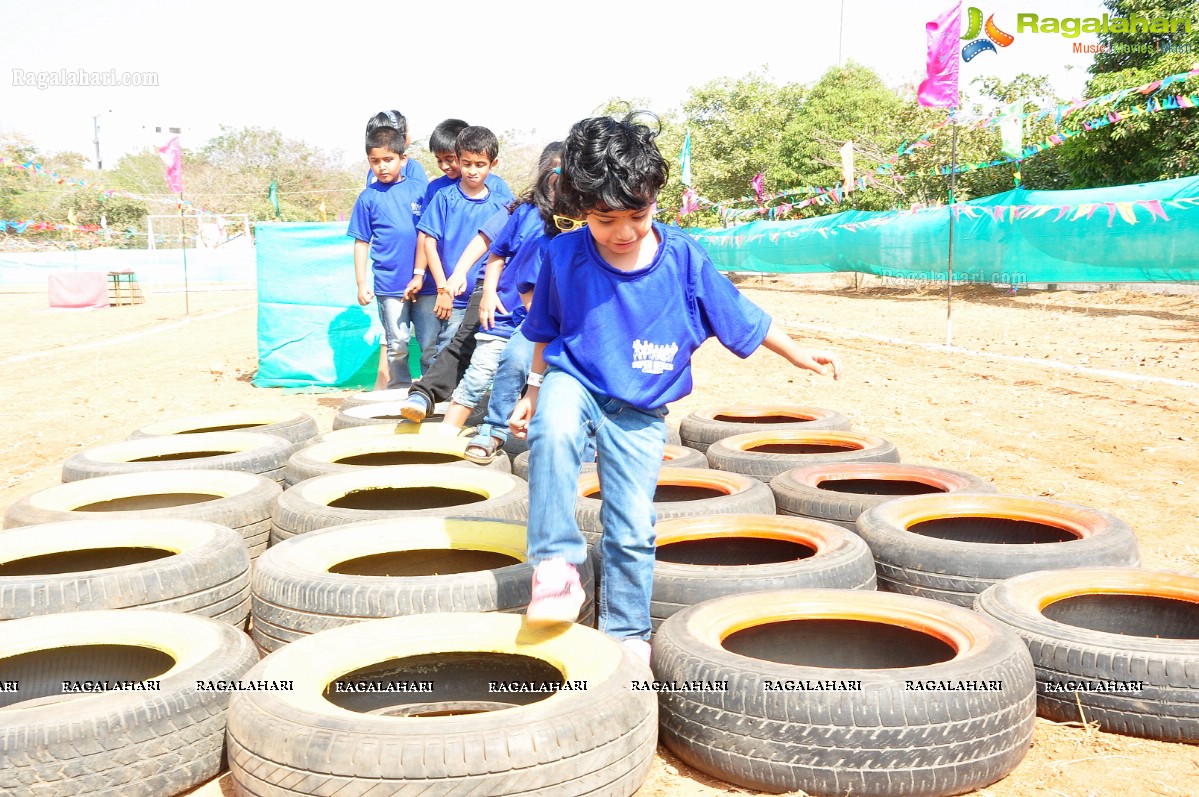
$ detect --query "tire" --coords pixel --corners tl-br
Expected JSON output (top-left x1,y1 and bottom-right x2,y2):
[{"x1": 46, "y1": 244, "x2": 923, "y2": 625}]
[
  {"x1": 63, "y1": 431, "x2": 294, "y2": 485},
  {"x1": 4, "y1": 470, "x2": 281, "y2": 562},
  {"x1": 975, "y1": 567, "x2": 1199, "y2": 743},
  {"x1": 250, "y1": 517, "x2": 595, "y2": 652},
  {"x1": 271, "y1": 465, "x2": 529, "y2": 544},
  {"x1": 650, "y1": 514, "x2": 876, "y2": 630},
  {"x1": 306, "y1": 422, "x2": 469, "y2": 447},
  {"x1": 0, "y1": 609, "x2": 259, "y2": 797},
  {"x1": 574, "y1": 467, "x2": 775, "y2": 547},
  {"x1": 332, "y1": 400, "x2": 454, "y2": 430},
  {"x1": 680, "y1": 404, "x2": 852, "y2": 453},
  {"x1": 337, "y1": 387, "x2": 410, "y2": 412},
  {"x1": 654, "y1": 589, "x2": 1036, "y2": 796},
  {"x1": 0, "y1": 519, "x2": 250, "y2": 626},
  {"x1": 285, "y1": 434, "x2": 510, "y2": 486},
  {"x1": 128, "y1": 409, "x2": 318, "y2": 445},
  {"x1": 512, "y1": 443, "x2": 707, "y2": 481},
  {"x1": 707, "y1": 430, "x2": 900, "y2": 482},
  {"x1": 226, "y1": 612, "x2": 657, "y2": 796},
  {"x1": 857, "y1": 493, "x2": 1141, "y2": 607},
  {"x1": 771, "y1": 462, "x2": 996, "y2": 530}
]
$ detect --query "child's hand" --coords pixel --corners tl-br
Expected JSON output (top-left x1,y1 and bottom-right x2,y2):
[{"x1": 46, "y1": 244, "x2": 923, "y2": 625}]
[
  {"x1": 509, "y1": 395, "x2": 536, "y2": 440},
  {"x1": 434, "y1": 291, "x2": 453, "y2": 320},
  {"x1": 478, "y1": 290, "x2": 507, "y2": 331},
  {"x1": 402, "y1": 275, "x2": 423, "y2": 301},
  {"x1": 795, "y1": 349, "x2": 842, "y2": 380},
  {"x1": 357, "y1": 285, "x2": 374, "y2": 306},
  {"x1": 445, "y1": 270, "x2": 468, "y2": 297}
]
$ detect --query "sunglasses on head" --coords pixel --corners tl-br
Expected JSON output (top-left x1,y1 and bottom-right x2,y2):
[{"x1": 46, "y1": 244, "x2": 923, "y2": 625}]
[{"x1": 552, "y1": 215, "x2": 588, "y2": 232}]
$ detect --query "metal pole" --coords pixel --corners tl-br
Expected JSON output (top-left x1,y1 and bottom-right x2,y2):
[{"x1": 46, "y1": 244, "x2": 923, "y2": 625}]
[
  {"x1": 838, "y1": 1, "x2": 846, "y2": 66},
  {"x1": 946, "y1": 120, "x2": 957, "y2": 348}
]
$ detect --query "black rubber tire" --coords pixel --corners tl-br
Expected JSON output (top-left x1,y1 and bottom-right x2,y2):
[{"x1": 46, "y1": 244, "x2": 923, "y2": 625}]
[
  {"x1": 226, "y1": 612, "x2": 656, "y2": 796},
  {"x1": 337, "y1": 387, "x2": 411, "y2": 412},
  {"x1": 4, "y1": 470, "x2": 281, "y2": 562},
  {"x1": 857, "y1": 492, "x2": 1142, "y2": 607},
  {"x1": 707, "y1": 429, "x2": 900, "y2": 482},
  {"x1": 654, "y1": 588, "x2": 1036, "y2": 796},
  {"x1": 0, "y1": 519, "x2": 250, "y2": 627},
  {"x1": 512, "y1": 443, "x2": 707, "y2": 481},
  {"x1": 285, "y1": 433, "x2": 510, "y2": 486},
  {"x1": 271, "y1": 465, "x2": 529, "y2": 545},
  {"x1": 128, "y1": 409, "x2": 318, "y2": 445},
  {"x1": 680, "y1": 405, "x2": 852, "y2": 453},
  {"x1": 975, "y1": 567, "x2": 1199, "y2": 743},
  {"x1": 250, "y1": 517, "x2": 595, "y2": 652},
  {"x1": 574, "y1": 467, "x2": 775, "y2": 547},
  {"x1": 771, "y1": 462, "x2": 996, "y2": 530},
  {"x1": 0, "y1": 609, "x2": 259, "y2": 797},
  {"x1": 63, "y1": 431, "x2": 294, "y2": 485},
  {"x1": 650, "y1": 514, "x2": 876, "y2": 630}
]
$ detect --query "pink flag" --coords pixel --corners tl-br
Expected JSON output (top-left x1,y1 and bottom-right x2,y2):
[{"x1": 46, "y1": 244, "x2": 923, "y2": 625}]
[
  {"x1": 157, "y1": 136, "x2": 183, "y2": 194},
  {"x1": 680, "y1": 187, "x2": 699, "y2": 215},
  {"x1": 751, "y1": 172, "x2": 765, "y2": 203},
  {"x1": 917, "y1": 3, "x2": 961, "y2": 108}
]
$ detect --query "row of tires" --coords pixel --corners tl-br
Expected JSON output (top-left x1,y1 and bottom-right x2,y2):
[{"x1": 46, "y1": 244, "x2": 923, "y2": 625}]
[{"x1": 4, "y1": 562, "x2": 1197, "y2": 797}]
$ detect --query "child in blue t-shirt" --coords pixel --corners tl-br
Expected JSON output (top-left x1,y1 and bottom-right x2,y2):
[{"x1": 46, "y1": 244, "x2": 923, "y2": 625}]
[
  {"x1": 412, "y1": 125, "x2": 513, "y2": 354},
  {"x1": 433, "y1": 142, "x2": 564, "y2": 448},
  {"x1": 346, "y1": 124, "x2": 425, "y2": 389},
  {"x1": 510, "y1": 115, "x2": 842, "y2": 664}
]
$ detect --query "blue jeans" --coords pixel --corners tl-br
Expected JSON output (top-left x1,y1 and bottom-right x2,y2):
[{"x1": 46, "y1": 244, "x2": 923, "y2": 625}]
[
  {"x1": 410, "y1": 294, "x2": 445, "y2": 373},
  {"x1": 451, "y1": 332, "x2": 506, "y2": 408},
  {"x1": 436, "y1": 306, "x2": 465, "y2": 353},
  {"x1": 376, "y1": 295, "x2": 414, "y2": 389},
  {"x1": 482, "y1": 327, "x2": 533, "y2": 435},
  {"x1": 526, "y1": 368, "x2": 666, "y2": 642}
]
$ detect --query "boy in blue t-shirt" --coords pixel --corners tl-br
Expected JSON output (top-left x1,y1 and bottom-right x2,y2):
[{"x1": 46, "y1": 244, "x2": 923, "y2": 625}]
[
  {"x1": 510, "y1": 115, "x2": 842, "y2": 664},
  {"x1": 346, "y1": 124, "x2": 426, "y2": 389},
  {"x1": 412, "y1": 125, "x2": 513, "y2": 353}
]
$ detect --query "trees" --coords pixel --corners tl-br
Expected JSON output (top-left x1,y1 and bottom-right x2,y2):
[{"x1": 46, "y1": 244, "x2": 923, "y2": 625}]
[{"x1": 1056, "y1": 0, "x2": 1199, "y2": 186}]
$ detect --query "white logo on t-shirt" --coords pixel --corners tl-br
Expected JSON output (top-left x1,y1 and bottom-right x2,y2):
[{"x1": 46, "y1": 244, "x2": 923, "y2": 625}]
[{"x1": 631, "y1": 339, "x2": 679, "y2": 375}]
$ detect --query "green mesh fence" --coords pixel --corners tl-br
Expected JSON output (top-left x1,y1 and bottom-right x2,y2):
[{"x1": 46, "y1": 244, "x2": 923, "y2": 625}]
[{"x1": 690, "y1": 175, "x2": 1199, "y2": 283}]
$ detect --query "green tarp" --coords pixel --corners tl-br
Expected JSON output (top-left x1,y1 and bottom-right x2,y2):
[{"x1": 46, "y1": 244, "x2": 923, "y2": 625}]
[{"x1": 690, "y1": 175, "x2": 1199, "y2": 283}]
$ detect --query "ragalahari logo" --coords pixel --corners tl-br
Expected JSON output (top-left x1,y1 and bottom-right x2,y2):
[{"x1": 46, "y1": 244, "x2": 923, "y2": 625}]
[{"x1": 961, "y1": 7, "x2": 1015, "y2": 61}]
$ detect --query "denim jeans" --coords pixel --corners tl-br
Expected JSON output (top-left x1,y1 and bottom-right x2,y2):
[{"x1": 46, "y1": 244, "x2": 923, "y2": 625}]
[
  {"x1": 526, "y1": 368, "x2": 667, "y2": 642},
  {"x1": 410, "y1": 294, "x2": 446, "y2": 372},
  {"x1": 408, "y1": 283, "x2": 484, "y2": 407},
  {"x1": 482, "y1": 327, "x2": 533, "y2": 435},
  {"x1": 376, "y1": 295, "x2": 414, "y2": 389},
  {"x1": 437, "y1": 306, "x2": 465, "y2": 353},
  {"x1": 451, "y1": 333, "x2": 506, "y2": 408}
]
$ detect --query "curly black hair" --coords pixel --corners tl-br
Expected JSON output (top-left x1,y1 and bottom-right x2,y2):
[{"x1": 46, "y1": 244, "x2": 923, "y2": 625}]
[{"x1": 557, "y1": 113, "x2": 668, "y2": 216}]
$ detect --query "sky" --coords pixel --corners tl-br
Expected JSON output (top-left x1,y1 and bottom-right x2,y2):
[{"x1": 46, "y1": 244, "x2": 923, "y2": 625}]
[{"x1": 0, "y1": 0, "x2": 1125, "y2": 171}]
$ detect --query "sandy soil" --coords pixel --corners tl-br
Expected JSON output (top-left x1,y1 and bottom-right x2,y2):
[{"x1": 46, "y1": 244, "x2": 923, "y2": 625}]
[{"x1": 2, "y1": 280, "x2": 1197, "y2": 797}]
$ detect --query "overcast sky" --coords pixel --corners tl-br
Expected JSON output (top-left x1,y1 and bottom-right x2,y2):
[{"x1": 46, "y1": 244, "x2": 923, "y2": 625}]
[{"x1": 1, "y1": 0, "x2": 1119, "y2": 169}]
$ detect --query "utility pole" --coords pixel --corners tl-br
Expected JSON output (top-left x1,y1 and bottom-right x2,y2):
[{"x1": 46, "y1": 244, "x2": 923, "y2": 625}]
[{"x1": 92, "y1": 110, "x2": 111, "y2": 169}]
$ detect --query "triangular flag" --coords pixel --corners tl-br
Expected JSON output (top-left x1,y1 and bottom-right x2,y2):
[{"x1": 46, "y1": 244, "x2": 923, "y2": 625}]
[
  {"x1": 999, "y1": 100, "x2": 1023, "y2": 159},
  {"x1": 319, "y1": 199, "x2": 327, "y2": 223},
  {"x1": 918, "y1": 3, "x2": 962, "y2": 108},
  {"x1": 268, "y1": 180, "x2": 281, "y2": 220}
]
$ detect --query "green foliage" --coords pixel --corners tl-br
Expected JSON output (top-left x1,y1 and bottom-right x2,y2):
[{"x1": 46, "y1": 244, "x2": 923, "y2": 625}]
[{"x1": 1056, "y1": 0, "x2": 1199, "y2": 186}]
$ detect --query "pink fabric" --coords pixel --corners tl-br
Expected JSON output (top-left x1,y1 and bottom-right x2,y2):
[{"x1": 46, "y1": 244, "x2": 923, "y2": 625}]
[
  {"x1": 751, "y1": 172, "x2": 765, "y2": 202},
  {"x1": 48, "y1": 272, "x2": 108, "y2": 308},
  {"x1": 918, "y1": 3, "x2": 961, "y2": 108},
  {"x1": 157, "y1": 136, "x2": 183, "y2": 194}
]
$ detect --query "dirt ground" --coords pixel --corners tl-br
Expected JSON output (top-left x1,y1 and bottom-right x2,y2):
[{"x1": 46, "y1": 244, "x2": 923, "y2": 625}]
[{"x1": 1, "y1": 279, "x2": 1197, "y2": 797}]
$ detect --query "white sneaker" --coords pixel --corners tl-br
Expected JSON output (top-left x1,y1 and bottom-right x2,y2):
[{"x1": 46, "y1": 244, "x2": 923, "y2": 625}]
[
  {"x1": 526, "y1": 559, "x2": 585, "y2": 625},
  {"x1": 622, "y1": 638, "x2": 652, "y2": 667}
]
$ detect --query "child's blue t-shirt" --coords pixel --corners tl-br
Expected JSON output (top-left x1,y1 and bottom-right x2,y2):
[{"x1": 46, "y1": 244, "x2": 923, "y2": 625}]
[
  {"x1": 345, "y1": 178, "x2": 425, "y2": 296},
  {"x1": 364, "y1": 158, "x2": 428, "y2": 188},
  {"x1": 523, "y1": 222, "x2": 772, "y2": 410},
  {"x1": 417, "y1": 173, "x2": 511, "y2": 218},
  {"x1": 484, "y1": 203, "x2": 547, "y2": 339},
  {"x1": 416, "y1": 181, "x2": 514, "y2": 308}
]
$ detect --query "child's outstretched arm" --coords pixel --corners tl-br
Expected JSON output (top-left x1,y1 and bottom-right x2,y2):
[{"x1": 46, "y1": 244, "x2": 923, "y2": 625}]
[
  {"x1": 760, "y1": 323, "x2": 841, "y2": 380},
  {"x1": 353, "y1": 240, "x2": 373, "y2": 306},
  {"x1": 508, "y1": 342, "x2": 547, "y2": 440},
  {"x1": 445, "y1": 233, "x2": 490, "y2": 298}
]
